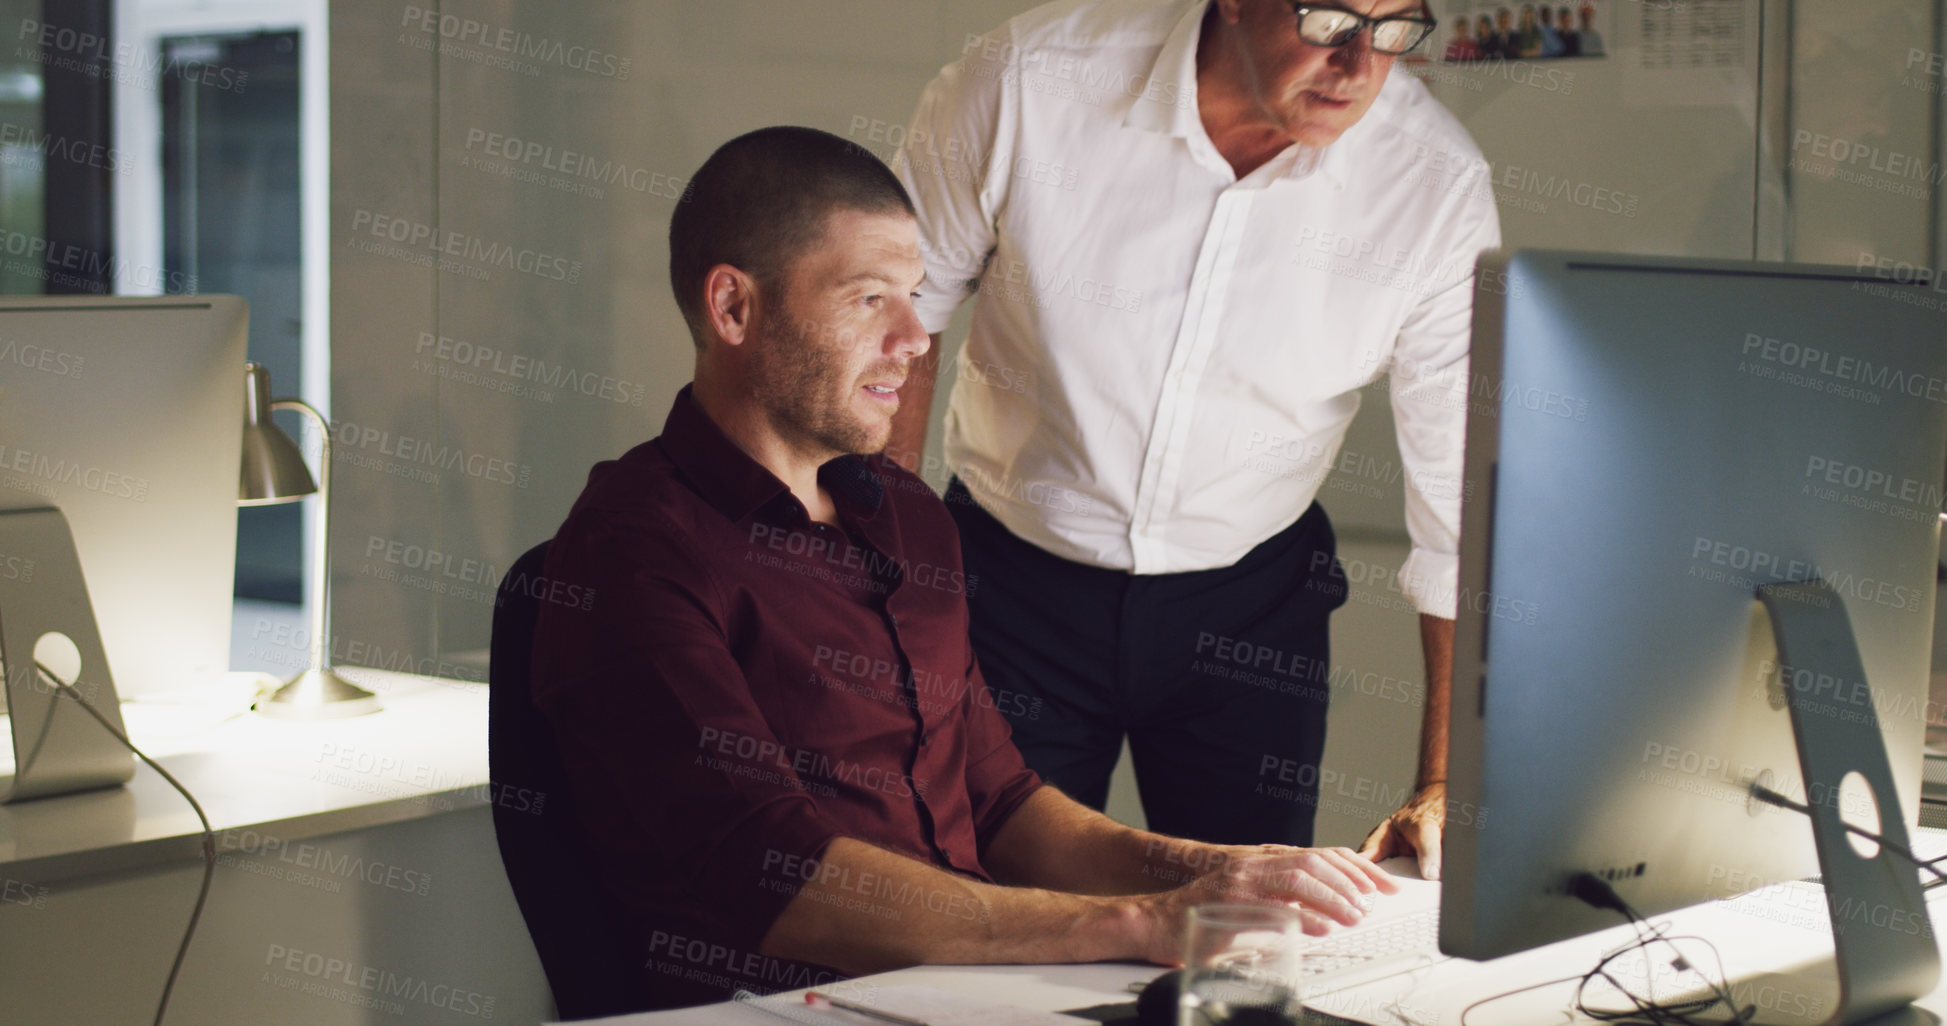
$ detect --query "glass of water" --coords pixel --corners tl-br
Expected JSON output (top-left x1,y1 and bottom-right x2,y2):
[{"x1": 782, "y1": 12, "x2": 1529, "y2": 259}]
[{"x1": 1179, "y1": 904, "x2": 1306, "y2": 1026}]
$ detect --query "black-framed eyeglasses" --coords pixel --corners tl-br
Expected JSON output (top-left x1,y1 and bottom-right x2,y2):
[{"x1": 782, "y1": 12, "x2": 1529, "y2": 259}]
[{"x1": 1288, "y1": 4, "x2": 1438, "y2": 55}]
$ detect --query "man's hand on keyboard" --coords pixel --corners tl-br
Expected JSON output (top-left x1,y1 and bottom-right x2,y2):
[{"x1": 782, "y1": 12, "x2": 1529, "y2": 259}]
[
  {"x1": 1358, "y1": 781, "x2": 1446, "y2": 880},
  {"x1": 1132, "y1": 847, "x2": 1397, "y2": 965}
]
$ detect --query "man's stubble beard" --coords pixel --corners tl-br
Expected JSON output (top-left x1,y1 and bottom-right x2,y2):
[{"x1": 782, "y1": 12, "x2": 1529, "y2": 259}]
[{"x1": 746, "y1": 308, "x2": 890, "y2": 458}]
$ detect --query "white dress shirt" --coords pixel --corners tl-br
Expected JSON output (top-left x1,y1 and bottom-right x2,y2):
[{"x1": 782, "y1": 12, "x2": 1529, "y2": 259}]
[{"x1": 897, "y1": 0, "x2": 1501, "y2": 617}]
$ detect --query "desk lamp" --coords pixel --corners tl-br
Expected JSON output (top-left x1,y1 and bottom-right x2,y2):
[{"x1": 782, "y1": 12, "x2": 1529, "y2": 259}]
[{"x1": 238, "y1": 362, "x2": 381, "y2": 719}]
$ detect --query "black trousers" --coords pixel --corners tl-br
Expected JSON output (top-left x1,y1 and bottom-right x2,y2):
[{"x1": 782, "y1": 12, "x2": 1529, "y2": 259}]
[{"x1": 946, "y1": 478, "x2": 1347, "y2": 846}]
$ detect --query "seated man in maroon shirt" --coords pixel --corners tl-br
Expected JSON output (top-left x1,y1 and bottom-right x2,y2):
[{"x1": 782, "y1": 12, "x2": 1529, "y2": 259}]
[{"x1": 530, "y1": 126, "x2": 1395, "y2": 1011}]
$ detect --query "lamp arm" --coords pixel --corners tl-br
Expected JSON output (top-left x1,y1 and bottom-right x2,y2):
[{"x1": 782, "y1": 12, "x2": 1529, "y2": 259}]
[{"x1": 270, "y1": 399, "x2": 331, "y2": 674}]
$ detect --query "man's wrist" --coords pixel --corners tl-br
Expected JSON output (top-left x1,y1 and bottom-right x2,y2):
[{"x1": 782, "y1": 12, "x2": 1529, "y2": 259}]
[{"x1": 1087, "y1": 895, "x2": 1154, "y2": 963}]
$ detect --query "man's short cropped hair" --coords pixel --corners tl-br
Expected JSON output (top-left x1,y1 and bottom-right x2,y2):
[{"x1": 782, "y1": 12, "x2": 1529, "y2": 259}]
[{"x1": 669, "y1": 126, "x2": 916, "y2": 347}]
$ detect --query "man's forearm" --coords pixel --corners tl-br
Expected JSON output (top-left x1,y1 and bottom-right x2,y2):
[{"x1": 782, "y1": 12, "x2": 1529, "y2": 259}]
[
  {"x1": 1417, "y1": 614, "x2": 1454, "y2": 788},
  {"x1": 758, "y1": 836, "x2": 1143, "y2": 974},
  {"x1": 884, "y1": 333, "x2": 944, "y2": 472},
  {"x1": 981, "y1": 786, "x2": 1217, "y2": 895}
]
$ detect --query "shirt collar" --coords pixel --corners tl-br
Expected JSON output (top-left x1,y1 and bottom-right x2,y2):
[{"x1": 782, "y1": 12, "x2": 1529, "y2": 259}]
[
  {"x1": 1123, "y1": 0, "x2": 1345, "y2": 187},
  {"x1": 656, "y1": 384, "x2": 885, "y2": 525},
  {"x1": 1123, "y1": 0, "x2": 1208, "y2": 138}
]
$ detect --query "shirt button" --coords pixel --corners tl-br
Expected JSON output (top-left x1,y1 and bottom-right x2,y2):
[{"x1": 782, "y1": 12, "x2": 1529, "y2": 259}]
[{"x1": 888, "y1": 614, "x2": 900, "y2": 627}]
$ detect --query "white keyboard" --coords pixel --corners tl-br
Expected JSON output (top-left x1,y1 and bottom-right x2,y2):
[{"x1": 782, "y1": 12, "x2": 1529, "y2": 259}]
[{"x1": 1300, "y1": 906, "x2": 1446, "y2": 995}]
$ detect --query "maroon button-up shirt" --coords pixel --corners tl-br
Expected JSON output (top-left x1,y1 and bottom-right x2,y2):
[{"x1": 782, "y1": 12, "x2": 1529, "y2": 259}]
[{"x1": 530, "y1": 386, "x2": 1044, "y2": 1009}]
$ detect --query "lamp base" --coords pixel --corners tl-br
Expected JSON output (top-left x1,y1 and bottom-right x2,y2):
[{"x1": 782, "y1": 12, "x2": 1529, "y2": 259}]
[{"x1": 255, "y1": 667, "x2": 383, "y2": 720}]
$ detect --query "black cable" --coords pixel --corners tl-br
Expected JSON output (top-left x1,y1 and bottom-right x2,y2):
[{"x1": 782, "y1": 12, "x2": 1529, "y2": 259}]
[
  {"x1": 1749, "y1": 783, "x2": 1947, "y2": 888},
  {"x1": 1467, "y1": 783, "x2": 1947, "y2": 1026},
  {"x1": 1457, "y1": 969, "x2": 1588, "y2": 1025},
  {"x1": 1576, "y1": 875, "x2": 1751, "y2": 1026},
  {"x1": 36, "y1": 661, "x2": 215, "y2": 1026},
  {"x1": 1462, "y1": 875, "x2": 1753, "y2": 1026}
]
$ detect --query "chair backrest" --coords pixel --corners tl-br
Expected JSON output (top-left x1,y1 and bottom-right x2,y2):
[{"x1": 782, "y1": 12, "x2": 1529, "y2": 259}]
[{"x1": 489, "y1": 539, "x2": 652, "y2": 1019}]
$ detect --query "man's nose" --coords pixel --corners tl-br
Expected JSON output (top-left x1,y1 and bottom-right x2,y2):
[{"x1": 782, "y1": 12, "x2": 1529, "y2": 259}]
[
  {"x1": 1329, "y1": 31, "x2": 1377, "y2": 74},
  {"x1": 889, "y1": 301, "x2": 930, "y2": 359}
]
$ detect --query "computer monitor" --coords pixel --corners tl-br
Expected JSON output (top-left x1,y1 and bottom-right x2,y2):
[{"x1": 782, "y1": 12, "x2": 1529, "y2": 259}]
[
  {"x1": 0, "y1": 295, "x2": 248, "y2": 707},
  {"x1": 1441, "y1": 251, "x2": 1945, "y2": 1019}
]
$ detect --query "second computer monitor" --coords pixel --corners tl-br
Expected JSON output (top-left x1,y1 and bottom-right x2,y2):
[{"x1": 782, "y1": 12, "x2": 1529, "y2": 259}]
[{"x1": 0, "y1": 296, "x2": 249, "y2": 703}]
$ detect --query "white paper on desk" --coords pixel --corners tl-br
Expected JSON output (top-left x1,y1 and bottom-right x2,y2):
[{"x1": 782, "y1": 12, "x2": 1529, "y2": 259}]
[
  {"x1": 556, "y1": 984, "x2": 1092, "y2": 1025},
  {"x1": 776, "y1": 985, "x2": 1090, "y2": 1024}
]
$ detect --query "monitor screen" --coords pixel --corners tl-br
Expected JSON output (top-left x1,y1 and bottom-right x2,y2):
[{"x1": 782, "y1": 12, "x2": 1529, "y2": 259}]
[
  {"x1": 1442, "y1": 251, "x2": 1945, "y2": 962},
  {"x1": 0, "y1": 296, "x2": 248, "y2": 706}
]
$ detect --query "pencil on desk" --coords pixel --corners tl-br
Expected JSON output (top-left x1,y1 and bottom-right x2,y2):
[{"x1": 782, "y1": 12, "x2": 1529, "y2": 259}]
[
  {"x1": 806, "y1": 990, "x2": 933, "y2": 1026},
  {"x1": 730, "y1": 989, "x2": 827, "y2": 1024}
]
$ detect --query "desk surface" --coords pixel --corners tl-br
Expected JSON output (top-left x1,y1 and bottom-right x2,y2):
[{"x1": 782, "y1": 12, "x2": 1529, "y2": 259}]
[
  {"x1": 584, "y1": 840, "x2": 1947, "y2": 1026},
  {"x1": 0, "y1": 668, "x2": 488, "y2": 884}
]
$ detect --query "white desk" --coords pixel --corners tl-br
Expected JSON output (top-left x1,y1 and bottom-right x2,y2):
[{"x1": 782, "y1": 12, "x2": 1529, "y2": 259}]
[
  {"x1": 0, "y1": 669, "x2": 553, "y2": 1026},
  {"x1": 583, "y1": 842, "x2": 1947, "y2": 1026}
]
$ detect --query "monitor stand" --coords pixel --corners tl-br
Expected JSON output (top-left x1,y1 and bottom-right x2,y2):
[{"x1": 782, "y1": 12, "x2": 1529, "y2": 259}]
[
  {"x1": 1756, "y1": 579, "x2": 1940, "y2": 1024},
  {"x1": 0, "y1": 507, "x2": 134, "y2": 802}
]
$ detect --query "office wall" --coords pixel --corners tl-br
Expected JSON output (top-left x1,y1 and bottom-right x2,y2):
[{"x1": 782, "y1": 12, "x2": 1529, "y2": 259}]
[
  {"x1": 331, "y1": 2, "x2": 1947, "y2": 857},
  {"x1": 0, "y1": 809, "x2": 547, "y2": 1026},
  {"x1": 329, "y1": 1, "x2": 1012, "y2": 676}
]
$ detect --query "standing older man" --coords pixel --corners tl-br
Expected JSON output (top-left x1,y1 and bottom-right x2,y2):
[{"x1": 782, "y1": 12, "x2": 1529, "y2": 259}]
[
  {"x1": 890, "y1": 0, "x2": 1502, "y2": 874},
  {"x1": 531, "y1": 127, "x2": 1393, "y2": 1012}
]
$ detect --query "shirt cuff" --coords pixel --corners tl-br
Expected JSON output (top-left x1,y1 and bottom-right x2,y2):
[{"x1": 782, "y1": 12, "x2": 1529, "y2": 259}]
[
  {"x1": 692, "y1": 797, "x2": 846, "y2": 957},
  {"x1": 1399, "y1": 547, "x2": 1459, "y2": 619}
]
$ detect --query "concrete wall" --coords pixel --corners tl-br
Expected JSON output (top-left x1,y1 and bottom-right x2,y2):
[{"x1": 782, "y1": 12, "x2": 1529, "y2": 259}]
[{"x1": 326, "y1": 2, "x2": 1947, "y2": 852}]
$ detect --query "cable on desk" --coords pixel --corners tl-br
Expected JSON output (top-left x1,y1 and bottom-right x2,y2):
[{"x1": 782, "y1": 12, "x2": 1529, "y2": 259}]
[
  {"x1": 1466, "y1": 787, "x2": 1947, "y2": 1026},
  {"x1": 1748, "y1": 784, "x2": 1947, "y2": 889},
  {"x1": 1459, "y1": 874, "x2": 1752, "y2": 1026},
  {"x1": 36, "y1": 660, "x2": 215, "y2": 1026}
]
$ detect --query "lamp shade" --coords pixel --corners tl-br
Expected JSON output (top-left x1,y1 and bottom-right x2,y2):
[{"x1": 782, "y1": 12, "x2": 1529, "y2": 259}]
[{"x1": 239, "y1": 362, "x2": 317, "y2": 505}]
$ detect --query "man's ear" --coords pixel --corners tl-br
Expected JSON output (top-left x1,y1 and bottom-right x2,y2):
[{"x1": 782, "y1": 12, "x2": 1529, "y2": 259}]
[
  {"x1": 704, "y1": 264, "x2": 759, "y2": 348},
  {"x1": 1212, "y1": 0, "x2": 1245, "y2": 25}
]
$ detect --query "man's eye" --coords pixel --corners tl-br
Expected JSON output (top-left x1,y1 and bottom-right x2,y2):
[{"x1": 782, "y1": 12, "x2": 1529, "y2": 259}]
[{"x1": 862, "y1": 295, "x2": 883, "y2": 306}]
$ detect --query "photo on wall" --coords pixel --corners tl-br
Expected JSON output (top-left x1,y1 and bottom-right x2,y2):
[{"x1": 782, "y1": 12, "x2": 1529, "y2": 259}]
[{"x1": 1431, "y1": 0, "x2": 1611, "y2": 61}]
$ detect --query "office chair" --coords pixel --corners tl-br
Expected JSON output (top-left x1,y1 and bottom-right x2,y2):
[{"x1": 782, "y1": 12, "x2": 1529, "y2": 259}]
[{"x1": 489, "y1": 539, "x2": 653, "y2": 1019}]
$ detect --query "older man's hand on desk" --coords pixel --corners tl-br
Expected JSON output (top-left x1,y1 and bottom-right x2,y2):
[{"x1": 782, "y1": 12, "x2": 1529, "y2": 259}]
[{"x1": 1358, "y1": 781, "x2": 1447, "y2": 881}]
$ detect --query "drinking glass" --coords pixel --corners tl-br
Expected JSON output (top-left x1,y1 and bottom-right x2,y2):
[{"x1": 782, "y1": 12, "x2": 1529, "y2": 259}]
[{"x1": 1179, "y1": 903, "x2": 1307, "y2": 1026}]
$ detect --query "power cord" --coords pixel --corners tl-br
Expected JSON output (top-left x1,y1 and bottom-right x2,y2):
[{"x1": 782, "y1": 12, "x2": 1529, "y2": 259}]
[
  {"x1": 1569, "y1": 874, "x2": 1751, "y2": 1026},
  {"x1": 34, "y1": 660, "x2": 215, "y2": 1026},
  {"x1": 1748, "y1": 783, "x2": 1947, "y2": 888},
  {"x1": 1459, "y1": 875, "x2": 1752, "y2": 1026},
  {"x1": 1464, "y1": 783, "x2": 1947, "y2": 1026}
]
